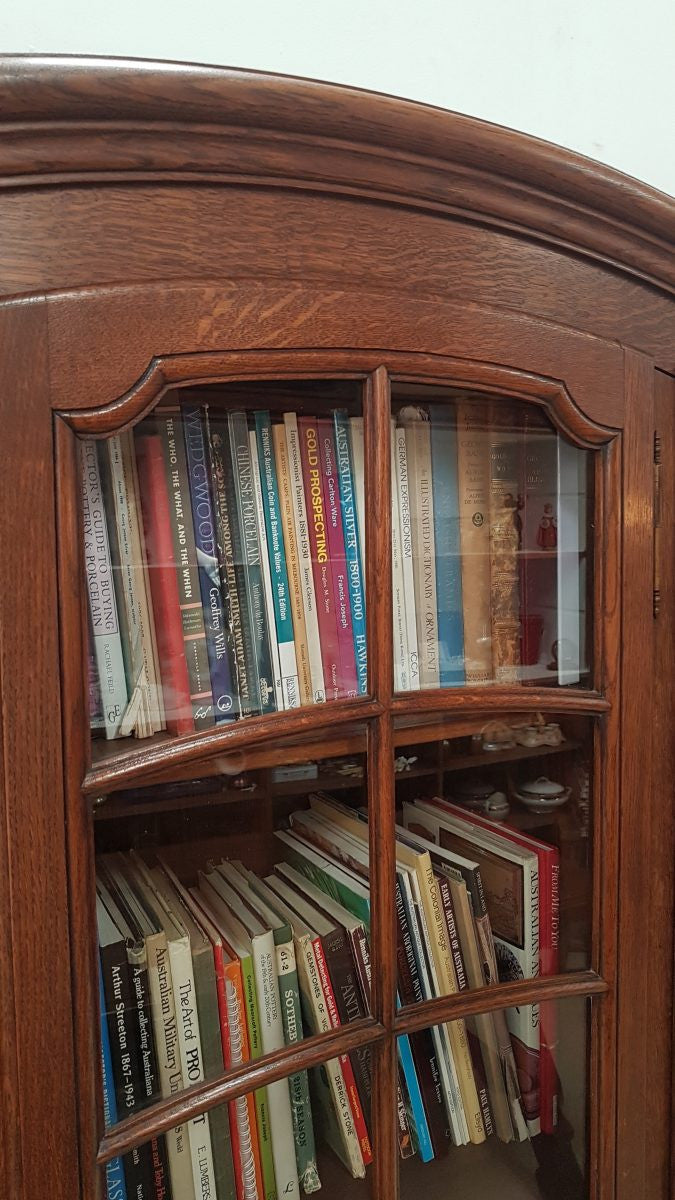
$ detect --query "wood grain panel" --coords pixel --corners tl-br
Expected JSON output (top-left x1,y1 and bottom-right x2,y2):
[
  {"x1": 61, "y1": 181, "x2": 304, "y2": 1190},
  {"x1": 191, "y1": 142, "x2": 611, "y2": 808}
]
[{"x1": 0, "y1": 301, "x2": 80, "y2": 1200}]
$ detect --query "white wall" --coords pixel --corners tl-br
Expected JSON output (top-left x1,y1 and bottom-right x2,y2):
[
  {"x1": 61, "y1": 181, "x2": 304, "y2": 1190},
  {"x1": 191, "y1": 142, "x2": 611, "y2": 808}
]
[{"x1": 3, "y1": 0, "x2": 674, "y2": 197}]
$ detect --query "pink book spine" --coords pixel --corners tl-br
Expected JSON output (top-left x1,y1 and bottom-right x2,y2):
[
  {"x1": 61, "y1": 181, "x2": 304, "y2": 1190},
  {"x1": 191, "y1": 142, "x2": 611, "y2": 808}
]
[
  {"x1": 297, "y1": 417, "x2": 341, "y2": 700},
  {"x1": 317, "y1": 419, "x2": 358, "y2": 698}
]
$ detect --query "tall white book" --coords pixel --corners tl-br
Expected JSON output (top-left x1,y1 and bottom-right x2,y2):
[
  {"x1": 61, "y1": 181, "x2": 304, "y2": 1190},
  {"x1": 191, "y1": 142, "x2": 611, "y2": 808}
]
[
  {"x1": 391, "y1": 420, "x2": 410, "y2": 690},
  {"x1": 81, "y1": 439, "x2": 129, "y2": 739},
  {"x1": 399, "y1": 406, "x2": 440, "y2": 688},
  {"x1": 284, "y1": 412, "x2": 326, "y2": 703},
  {"x1": 395, "y1": 425, "x2": 421, "y2": 690}
]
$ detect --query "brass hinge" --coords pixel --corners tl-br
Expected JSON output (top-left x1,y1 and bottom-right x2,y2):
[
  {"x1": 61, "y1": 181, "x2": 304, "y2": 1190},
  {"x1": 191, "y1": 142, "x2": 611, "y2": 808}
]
[{"x1": 653, "y1": 431, "x2": 661, "y2": 618}]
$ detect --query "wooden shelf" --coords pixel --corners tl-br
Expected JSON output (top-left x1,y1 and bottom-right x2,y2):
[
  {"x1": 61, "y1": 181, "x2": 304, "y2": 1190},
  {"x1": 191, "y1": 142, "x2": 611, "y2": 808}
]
[{"x1": 443, "y1": 739, "x2": 582, "y2": 773}]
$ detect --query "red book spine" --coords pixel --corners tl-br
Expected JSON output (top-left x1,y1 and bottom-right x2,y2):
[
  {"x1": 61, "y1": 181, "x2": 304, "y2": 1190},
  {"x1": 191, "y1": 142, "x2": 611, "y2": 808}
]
[
  {"x1": 317, "y1": 418, "x2": 358, "y2": 697},
  {"x1": 297, "y1": 417, "x2": 341, "y2": 700},
  {"x1": 312, "y1": 935, "x2": 373, "y2": 1165},
  {"x1": 211, "y1": 944, "x2": 245, "y2": 1200},
  {"x1": 135, "y1": 434, "x2": 194, "y2": 735}
]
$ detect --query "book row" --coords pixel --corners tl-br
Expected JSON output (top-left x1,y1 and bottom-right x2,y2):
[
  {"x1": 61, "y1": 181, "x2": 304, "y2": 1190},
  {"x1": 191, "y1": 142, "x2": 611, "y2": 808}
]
[
  {"x1": 391, "y1": 401, "x2": 587, "y2": 690},
  {"x1": 98, "y1": 794, "x2": 559, "y2": 1199},
  {"x1": 83, "y1": 405, "x2": 368, "y2": 740}
]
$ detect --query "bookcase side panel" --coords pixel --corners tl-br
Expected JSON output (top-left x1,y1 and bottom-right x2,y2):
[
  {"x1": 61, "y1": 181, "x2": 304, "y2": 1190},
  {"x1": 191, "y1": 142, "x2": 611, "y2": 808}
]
[{"x1": 0, "y1": 299, "x2": 80, "y2": 1200}]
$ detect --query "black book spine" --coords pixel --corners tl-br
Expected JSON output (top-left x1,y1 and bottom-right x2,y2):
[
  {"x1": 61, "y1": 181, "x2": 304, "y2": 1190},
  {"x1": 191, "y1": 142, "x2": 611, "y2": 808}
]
[
  {"x1": 322, "y1": 925, "x2": 373, "y2": 1136},
  {"x1": 99, "y1": 943, "x2": 155, "y2": 1200},
  {"x1": 157, "y1": 409, "x2": 214, "y2": 729},
  {"x1": 395, "y1": 878, "x2": 449, "y2": 1157},
  {"x1": 128, "y1": 958, "x2": 174, "y2": 1198},
  {"x1": 206, "y1": 413, "x2": 257, "y2": 717}
]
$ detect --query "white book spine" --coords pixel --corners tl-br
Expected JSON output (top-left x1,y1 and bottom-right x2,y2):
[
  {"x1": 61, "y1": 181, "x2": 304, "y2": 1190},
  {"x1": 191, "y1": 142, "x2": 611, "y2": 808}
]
[
  {"x1": 145, "y1": 935, "x2": 196, "y2": 1200},
  {"x1": 250, "y1": 428, "x2": 285, "y2": 710},
  {"x1": 252, "y1": 931, "x2": 300, "y2": 1200},
  {"x1": 402, "y1": 871, "x2": 468, "y2": 1145},
  {"x1": 284, "y1": 412, "x2": 326, "y2": 703},
  {"x1": 349, "y1": 417, "x2": 366, "y2": 601},
  {"x1": 128, "y1": 432, "x2": 166, "y2": 730},
  {"x1": 107, "y1": 435, "x2": 154, "y2": 736},
  {"x1": 391, "y1": 421, "x2": 410, "y2": 691},
  {"x1": 401, "y1": 410, "x2": 440, "y2": 688},
  {"x1": 81, "y1": 440, "x2": 129, "y2": 739},
  {"x1": 395, "y1": 425, "x2": 421, "y2": 690},
  {"x1": 167, "y1": 936, "x2": 218, "y2": 1200}
]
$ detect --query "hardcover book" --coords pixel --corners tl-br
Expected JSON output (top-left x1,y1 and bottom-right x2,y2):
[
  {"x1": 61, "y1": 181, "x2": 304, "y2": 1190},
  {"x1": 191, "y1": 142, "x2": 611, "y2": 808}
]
[
  {"x1": 455, "y1": 401, "x2": 493, "y2": 684},
  {"x1": 333, "y1": 410, "x2": 368, "y2": 695},
  {"x1": 398, "y1": 407, "x2": 440, "y2": 689},
  {"x1": 297, "y1": 418, "x2": 341, "y2": 701},
  {"x1": 429, "y1": 406, "x2": 465, "y2": 687}
]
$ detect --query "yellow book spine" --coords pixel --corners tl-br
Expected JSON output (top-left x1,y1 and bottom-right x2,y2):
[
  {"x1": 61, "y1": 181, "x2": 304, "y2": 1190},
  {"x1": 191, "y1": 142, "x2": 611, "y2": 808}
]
[{"x1": 273, "y1": 424, "x2": 313, "y2": 704}]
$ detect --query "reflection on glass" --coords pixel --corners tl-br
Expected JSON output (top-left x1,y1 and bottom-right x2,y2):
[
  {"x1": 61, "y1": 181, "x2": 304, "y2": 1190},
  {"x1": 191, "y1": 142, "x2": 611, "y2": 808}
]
[
  {"x1": 83, "y1": 380, "x2": 367, "y2": 749},
  {"x1": 398, "y1": 998, "x2": 589, "y2": 1199},
  {"x1": 393, "y1": 713, "x2": 593, "y2": 986},
  {"x1": 390, "y1": 387, "x2": 592, "y2": 692}
]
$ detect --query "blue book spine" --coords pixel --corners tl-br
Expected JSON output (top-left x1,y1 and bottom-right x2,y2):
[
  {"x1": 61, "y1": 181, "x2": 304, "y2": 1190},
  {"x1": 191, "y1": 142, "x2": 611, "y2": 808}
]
[
  {"x1": 182, "y1": 404, "x2": 238, "y2": 721},
  {"x1": 430, "y1": 408, "x2": 465, "y2": 686},
  {"x1": 333, "y1": 410, "x2": 368, "y2": 694},
  {"x1": 99, "y1": 959, "x2": 128, "y2": 1200},
  {"x1": 254, "y1": 412, "x2": 300, "y2": 706},
  {"x1": 396, "y1": 1015, "x2": 435, "y2": 1163}
]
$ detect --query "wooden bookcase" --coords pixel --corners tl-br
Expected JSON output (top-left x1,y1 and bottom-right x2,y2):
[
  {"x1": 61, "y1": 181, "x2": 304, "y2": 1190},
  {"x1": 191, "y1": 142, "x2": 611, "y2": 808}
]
[{"x1": 0, "y1": 55, "x2": 673, "y2": 1200}]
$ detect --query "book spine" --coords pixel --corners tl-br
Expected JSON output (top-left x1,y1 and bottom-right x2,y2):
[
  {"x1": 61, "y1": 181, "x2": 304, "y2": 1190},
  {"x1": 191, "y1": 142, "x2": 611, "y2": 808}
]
[
  {"x1": 333, "y1": 410, "x2": 368, "y2": 695},
  {"x1": 192, "y1": 945, "x2": 238, "y2": 1200},
  {"x1": 391, "y1": 421, "x2": 411, "y2": 691},
  {"x1": 395, "y1": 425, "x2": 420, "y2": 690},
  {"x1": 272, "y1": 423, "x2": 313, "y2": 705},
  {"x1": 540, "y1": 852, "x2": 560, "y2": 1133},
  {"x1": 251, "y1": 931, "x2": 299, "y2": 1200},
  {"x1": 168, "y1": 938, "x2": 218, "y2": 1200},
  {"x1": 205, "y1": 415, "x2": 257, "y2": 719},
  {"x1": 181, "y1": 404, "x2": 239, "y2": 722},
  {"x1": 249, "y1": 427, "x2": 285, "y2": 712},
  {"x1": 456, "y1": 401, "x2": 493, "y2": 684},
  {"x1": 284, "y1": 413, "x2": 326, "y2": 704},
  {"x1": 297, "y1": 418, "x2": 341, "y2": 700},
  {"x1": 144, "y1": 934, "x2": 196, "y2": 1198},
  {"x1": 395, "y1": 878, "x2": 450, "y2": 1158},
  {"x1": 488, "y1": 402, "x2": 522, "y2": 684},
  {"x1": 255, "y1": 413, "x2": 300, "y2": 708},
  {"x1": 99, "y1": 942, "x2": 154, "y2": 1198},
  {"x1": 240, "y1": 954, "x2": 277, "y2": 1200},
  {"x1": 135, "y1": 434, "x2": 194, "y2": 735},
  {"x1": 228, "y1": 412, "x2": 276, "y2": 715},
  {"x1": 88, "y1": 616, "x2": 105, "y2": 730},
  {"x1": 312, "y1": 933, "x2": 372, "y2": 1164},
  {"x1": 429, "y1": 408, "x2": 465, "y2": 686},
  {"x1": 211, "y1": 945, "x2": 246, "y2": 1200},
  {"x1": 293, "y1": 934, "x2": 365, "y2": 1179},
  {"x1": 401, "y1": 410, "x2": 440, "y2": 688},
  {"x1": 437, "y1": 875, "x2": 493, "y2": 1137},
  {"x1": 348, "y1": 417, "x2": 366, "y2": 601},
  {"x1": 322, "y1": 927, "x2": 373, "y2": 1143},
  {"x1": 273, "y1": 935, "x2": 320, "y2": 1193},
  {"x1": 99, "y1": 959, "x2": 129, "y2": 1200},
  {"x1": 317, "y1": 418, "x2": 358, "y2": 697},
  {"x1": 101, "y1": 437, "x2": 143, "y2": 728},
  {"x1": 126, "y1": 433, "x2": 166, "y2": 731},
  {"x1": 81, "y1": 441, "x2": 129, "y2": 739},
  {"x1": 157, "y1": 410, "x2": 217, "y2": 728},
  {"x1": 223, "y1": 960, "x2": 264, "y2": 1200}
]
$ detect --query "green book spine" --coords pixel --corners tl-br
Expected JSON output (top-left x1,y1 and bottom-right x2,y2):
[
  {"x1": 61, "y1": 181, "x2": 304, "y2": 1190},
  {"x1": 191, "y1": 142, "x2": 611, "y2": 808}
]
[
  {"x1": 241, "y1": 953, "x2": 278, "y2": 1200},
  {"x1": 273, "y1": 930, "x2": 320, "y2": 1194}
]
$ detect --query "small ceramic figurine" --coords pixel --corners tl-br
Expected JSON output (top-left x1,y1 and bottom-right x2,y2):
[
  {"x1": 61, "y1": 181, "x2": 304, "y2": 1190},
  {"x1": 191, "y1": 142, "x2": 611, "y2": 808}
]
[{"x1": 537, "y1": 502, "x2": 557, "y2": 549}]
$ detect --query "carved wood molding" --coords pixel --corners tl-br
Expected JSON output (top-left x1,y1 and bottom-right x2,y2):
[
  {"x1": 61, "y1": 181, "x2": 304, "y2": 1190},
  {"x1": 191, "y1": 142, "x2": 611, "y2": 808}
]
[
  {"x1": 0, "y1": 56, "x2": 673, "y2": 295},
  {"x1": 59, "y1": 345, "x2": 617, "y2": 448}
]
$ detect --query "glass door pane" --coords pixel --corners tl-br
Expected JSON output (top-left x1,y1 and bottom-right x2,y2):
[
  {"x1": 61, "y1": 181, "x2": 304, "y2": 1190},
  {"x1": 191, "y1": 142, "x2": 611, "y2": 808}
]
[
  {"x1": 389, "y1": 386, "x2": 593, "y2": 691},
  {"x1": 397, "y1": 997, "x2": 590, "y2": 1199},
  {"x1": 83, "y1": 379, "x2": 367, "y2": 757}
]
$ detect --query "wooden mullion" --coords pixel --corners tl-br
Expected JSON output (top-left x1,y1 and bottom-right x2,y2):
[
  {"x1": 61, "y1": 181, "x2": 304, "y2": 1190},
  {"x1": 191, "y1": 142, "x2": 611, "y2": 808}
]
[
  {"x1": 97, "y1": 1017, "x2": 385, "y2": 1165},
  {"x1": 395, "y1": 969, "x2": 608, "y2": 1035}
]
